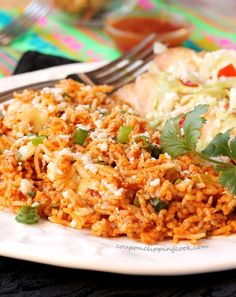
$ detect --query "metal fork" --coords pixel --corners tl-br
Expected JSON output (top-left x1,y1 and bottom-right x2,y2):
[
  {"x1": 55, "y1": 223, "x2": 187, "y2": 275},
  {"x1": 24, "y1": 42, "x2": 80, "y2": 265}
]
[
  {"x1": 0, "y1": 0, "x2": 51, "y2": 46},
  {"x1": 0, "y1": 33, "x2": 157, "y2": 101}
]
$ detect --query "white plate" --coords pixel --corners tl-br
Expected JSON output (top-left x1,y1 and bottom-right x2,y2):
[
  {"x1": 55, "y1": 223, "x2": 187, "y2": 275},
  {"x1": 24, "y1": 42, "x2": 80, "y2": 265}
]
[{"x1": 0, "y1": 63, "x2": 236, "y2": 275}]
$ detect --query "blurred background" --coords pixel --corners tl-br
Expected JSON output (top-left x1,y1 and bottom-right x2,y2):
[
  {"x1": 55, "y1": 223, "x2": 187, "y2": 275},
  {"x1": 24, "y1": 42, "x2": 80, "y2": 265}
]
[{"x1": 0, "y1": 0, "x2": 236, "y2": 78}]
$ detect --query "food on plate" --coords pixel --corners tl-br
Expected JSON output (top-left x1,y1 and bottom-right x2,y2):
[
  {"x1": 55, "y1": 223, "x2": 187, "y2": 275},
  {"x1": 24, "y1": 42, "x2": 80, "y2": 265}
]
[
  {"x1": 53, "y1": 0, "x2": 106, "y2": 15},
  {"x1": 0, "y1": 76, "x2": 236, "y2": 244},
  {"x1": 116, "y1": 47, "x2": 236, "y2": 150}
]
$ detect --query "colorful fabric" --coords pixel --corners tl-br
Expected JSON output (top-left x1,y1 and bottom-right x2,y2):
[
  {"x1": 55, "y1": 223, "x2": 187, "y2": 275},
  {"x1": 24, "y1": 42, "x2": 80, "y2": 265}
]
[{"x1": 0, "y1": 0, "x2": 236, "y2": 78}]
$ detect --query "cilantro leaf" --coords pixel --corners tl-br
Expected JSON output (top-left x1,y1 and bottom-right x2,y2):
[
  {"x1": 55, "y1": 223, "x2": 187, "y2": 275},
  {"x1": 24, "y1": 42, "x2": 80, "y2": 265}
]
[
  {"x1": 161, "y1": 115, "x2": 190, "y2": 158},
  {"x1": 183, "y1": 104, "x2": 208, "y2": 151},
  {"x1": 202, "y1": 130, "x2": 232, "y2": 159},
  {"x1": 229, "y1": 137, "x2": 236, "y2": 161},
  {"x1": 217, "y1": 166, "x2": 236, "y2": 196},
  {"x1": 161, "y1": 104, "x2": 208, "y2": 158}
]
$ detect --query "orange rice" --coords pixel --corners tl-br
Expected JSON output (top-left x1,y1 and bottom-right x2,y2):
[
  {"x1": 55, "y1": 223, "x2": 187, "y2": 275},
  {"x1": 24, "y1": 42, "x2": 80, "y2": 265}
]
[{"x1": 0, "y1": 79, "x2": 236, "y2": 244}]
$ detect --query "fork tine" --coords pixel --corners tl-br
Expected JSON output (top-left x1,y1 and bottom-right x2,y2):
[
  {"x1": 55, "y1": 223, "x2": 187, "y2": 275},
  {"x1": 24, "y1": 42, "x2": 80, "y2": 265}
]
[
  {"x1": 1, "y1": 1, "x2": 38, "y2": 33},
  {"x1": 88, "y1": 33, "x2": 157, "y2": 76},
  {"x1": 95, "y1": 45, "x2": 153, "y2": 84},
  {"x1": 0, "y1": 0, "x2": 50, "y2": 45},
  {"x1": 111, "y1": 54, "x2": 155, "y2": 90}
]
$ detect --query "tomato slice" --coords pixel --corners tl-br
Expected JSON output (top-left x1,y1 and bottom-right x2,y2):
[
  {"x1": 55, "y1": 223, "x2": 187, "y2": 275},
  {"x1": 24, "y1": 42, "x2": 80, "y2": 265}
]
[
  {"x1": 179, "y1": 116, "x2": 185, "y2": 129},
  {"x1": 217, "y1": 64, "x2": 236, "y2": 78}
]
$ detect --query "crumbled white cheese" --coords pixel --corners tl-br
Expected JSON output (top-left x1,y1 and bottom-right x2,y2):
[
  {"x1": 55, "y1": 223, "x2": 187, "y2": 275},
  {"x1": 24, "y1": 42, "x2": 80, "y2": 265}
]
[
  {"x1": 102, "y1": 179, "x2": 124, "y2": 196},
  {"x1": 48, "y1": 105, "x2": 56, "y2": 112},
  {"x1": 84, "y1": 164, "x2": 98, "y2": 174},
  {"x1": 47, "y1": 162, "x2": 63, "y2": 181},
  {"x1": 20, "y1": 179, "x2": 33, "y2": 196},
  {"x1": 94, "y1": 120, "x2": 102, "y2": 128},
  {"x1": 42, "y1": 87, "x2": 63, "y2": 102},
  {"x1": 97, "y1": 107, "x2": 108, "y2": 113},
  {"x1": 18, "y1": 142, "x2": 36, "y2": 161},
  {"x1": 62, "y1": 190, "x2": 70, "y2": 199},
  {"x1": 90, "y1": 130, "x2": 108, "y2": 140},
  {"x1": 42, "y1": 154, "x2": 51, "y2": 163},
  {"x1": 150, "y1": 178, "x2": 160, "y2": 187},
  {"x1": 97, "y1": 142, "x2": 108, "y2": 152},
  {"x1": 76, "y1": 124, "x2": 91, "y2": 131},
  {"x1": 75, "y1": 207, "x2": 94, "y2": 216},
  {"x1": 80, "y1": 154, "x2": 93, "y2": 165},
  {"x1": 76, "y1": 104, "x2": 90, "y2": 111}
]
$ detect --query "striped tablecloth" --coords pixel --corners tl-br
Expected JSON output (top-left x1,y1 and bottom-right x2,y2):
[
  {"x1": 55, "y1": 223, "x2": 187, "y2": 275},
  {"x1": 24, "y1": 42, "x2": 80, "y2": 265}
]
[{"x1": 0, "y1": 0, "x2": 236, "y2": 78}]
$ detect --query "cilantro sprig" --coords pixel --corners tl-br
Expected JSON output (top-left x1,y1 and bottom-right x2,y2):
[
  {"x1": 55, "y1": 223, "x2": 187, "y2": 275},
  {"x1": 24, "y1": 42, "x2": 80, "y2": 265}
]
[{"x1": 161, "y1": 104, "x2": 236, "y2": 196}]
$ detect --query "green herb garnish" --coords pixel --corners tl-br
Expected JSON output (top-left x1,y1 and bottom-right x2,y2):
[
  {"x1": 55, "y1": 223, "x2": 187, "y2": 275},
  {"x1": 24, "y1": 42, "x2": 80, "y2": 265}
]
[
  {"x1": 73, "y1": 128, "x2": 89, "y2": 145},
  {"x1": 30, "y1": 135, "x2": 47, "y2": 146},
  {"x1": 133, "y1": 196, "x2": 140, "y2": 207},
  {"x1": 134, "y1": 136, "x2": 161, "y2": 159},
  {"x1": 117, "y1": 125, "x2": 132, "y2": 144},
  {"x1": 63, "y1": 92, "x2": 73, "y2": 99},
  {"x1": 161, "y1": 104, "x2": 208, "y2": 158},
  {"x1": 150, "y1": 197, "x2": 168, "y2": 212},
  {"x1": 28, "y1": 191, "x2": 36, "y2": 198},
  {"x1": 174, "y1": 178, "x2": 182, "y2": 185},
  {"x1": 15, "y1": 205, "x2": 40, "y2": 225},
  {"x1": 161, "y1": 104, "x2": 236, "y2": 196}
]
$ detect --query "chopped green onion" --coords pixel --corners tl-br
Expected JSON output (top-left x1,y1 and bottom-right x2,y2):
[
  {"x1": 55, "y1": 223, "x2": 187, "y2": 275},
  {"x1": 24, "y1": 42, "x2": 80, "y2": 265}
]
[
  {"x1": 73, "y1": 128, "x2": 89, "y2": 145},
  {"x1": 15, "y1": 205, "x2": 40, "y2": 225},
  {"x1": 0, "y1": 111, "x2": 3, "y2": 117},
  {"x1": 30, "y1": 135, "x2": 47, "y2": 146},
  {"x1": 104, "y1": 111, "x2": 111, "y2": 117},
  {"x1": 96, "y1": 161, "x2": 109, "y2": 166},
  {"x1": 134, "y1": 136, "x2": 161, "y2": 159},
  {"x1": 28, "y1": 191, "x2": 36, "y2": 198},
  {"x1": 117, "y1": 125, "x2": 132, "y2": 144},
  {"x1": 27, "y1": 132, "x2": 35, "y2": 137},
  {"x1": 133, "y1": 196, "x2": 140, "y2": 207},
  {"x1": 174, "y1": 178, "x2": 182, "y2": 185},
  {"x1": 151, "y1": 146, "x2": 162, "y2": 159},
  {"x1": 121, "y1": 110, "x2": 127, "y2": 114},
  {"x1": 63, "y1": 92, "x2": 73, "y2": 99},
  {"x1": 150, "y1": 197, "x2": 168, "y2": 212}
]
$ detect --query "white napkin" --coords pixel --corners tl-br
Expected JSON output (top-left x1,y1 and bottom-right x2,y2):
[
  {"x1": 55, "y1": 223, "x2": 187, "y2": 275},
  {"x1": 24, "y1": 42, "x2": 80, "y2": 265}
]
[{"x1": 0, "y1": 61, "x2": 106, "y2": 93}]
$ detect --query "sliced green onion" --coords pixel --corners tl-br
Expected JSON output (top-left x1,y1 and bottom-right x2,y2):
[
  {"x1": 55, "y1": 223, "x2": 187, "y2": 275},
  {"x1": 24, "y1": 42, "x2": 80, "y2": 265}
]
[
  {"x1": 120, "y1": 110, "x2": 127, "y2": 114},
  {"x1": 174, "y1": 178, "x2": 182, "y2": 185},
  {"x1": 28, "y1": 191, "x2": 36, "y2": 198},
  {"x1": 151, "y1": 146, "x2": 162, "y2": 159},
  {"x1": 150, "y1": 197, "x2": 168, "y2": 212},
  {"x1": 133, "y1": 196, "x2": 140, "y2": 207},
  {"x1": 27, "y1": 132, "x2": 35, "y2": 137},
  {"x1": 31, "y1": 135, "x2": 47, "y2": 146},
  {"x1": 134, "y1": 136, "x2": 161, "y2": 159},
  {"x1": 63, "y1": 92, "x2": 73, "y2": 99},
  {"x1": 96, "y1": 161, "x2": 109, "y2": 166},
  {"x1": 104, "y1": 111, "x2": 111, "y2": 117},
  {"x1": 117, "y1": 125, "x2": 132, "y2": 144},
  {"x1": 73, "y1": 128, "x2": 89, "y2": 145},
  {"x1": 15, "y1": 205, "x2": 40, "y2": 225},
  {"x1": 0, "y1": 111, "x2": 3, "y2": 117}
]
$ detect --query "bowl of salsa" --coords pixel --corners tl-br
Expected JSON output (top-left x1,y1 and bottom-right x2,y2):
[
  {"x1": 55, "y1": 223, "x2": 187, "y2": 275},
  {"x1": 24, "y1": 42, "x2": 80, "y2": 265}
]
[{"x1": 105, "y1": 11, "x2": 192, "y2": 51}]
